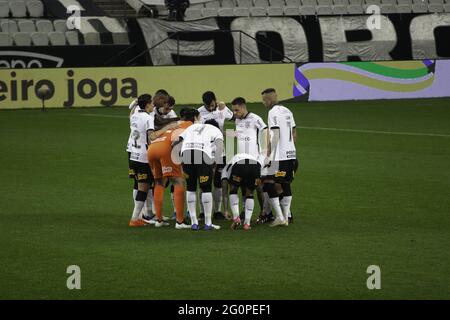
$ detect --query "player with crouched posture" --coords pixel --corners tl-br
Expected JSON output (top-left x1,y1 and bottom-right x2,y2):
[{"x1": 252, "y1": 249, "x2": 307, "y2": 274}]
[
  {"x1": 147, "y1": 108, "x2": 198, "y2": 229},
  {"x1": 127, "y1": 94, "x2": 155, "y2": 227},
  {"x1": 221, "y1": 153, "x2": 263, "y2": 230},
  {"x1": 261, "y1": 88, "x2": 298, "y2": 227},
  {"x1": 172, "y1": 119, "x2": 224, "y2": 231}
]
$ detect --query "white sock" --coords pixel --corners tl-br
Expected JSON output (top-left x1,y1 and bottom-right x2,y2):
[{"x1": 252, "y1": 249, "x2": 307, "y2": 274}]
[
  {"x1": 199, "y1": 190, "x2": 204, "y2": 214},
  {"x1": 269, "y1": 197, "x2": 284, "y2": 221},
  {"x1": 132, "y1": 199, "x2": 145, "y2": 221},
  {"x1": 263, "y1": 192, "x2": 271, "y2": 215},
  {"x1": 213, "y1": 188, "x2": 222, "y2": 212},
  {"x1": 229, "y1": 194, "x2": 240, "y2": 219},
  {"x1": 244, "y1": 198, "x2": 254, "y2": 225},
  {"x1": 187, "y1": 191, "x2": 198, "y2": 225},
  {"x1": 280, "y1": 196, "x2": 292, "y2": 221},
  {"x1": 202, "y1": 192, "x2": 213, "y2": 226}
]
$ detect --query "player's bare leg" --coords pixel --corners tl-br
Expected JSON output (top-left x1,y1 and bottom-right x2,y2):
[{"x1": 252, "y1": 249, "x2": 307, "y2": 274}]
[{"x1": 153, "y1": 179, "x2": 170, "y2": 227}]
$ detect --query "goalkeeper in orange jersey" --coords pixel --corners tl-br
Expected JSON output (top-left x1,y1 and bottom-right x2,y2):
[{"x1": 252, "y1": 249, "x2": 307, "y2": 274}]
[{"x1": 147, "y1": 107, "x2": 199, "y2": 229}]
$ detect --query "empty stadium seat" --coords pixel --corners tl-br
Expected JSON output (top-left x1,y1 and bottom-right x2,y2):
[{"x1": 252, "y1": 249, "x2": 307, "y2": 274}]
[
  {"x1": 219, "y1": 0, "x2": 235, "y2": 16},
  {"x1": 9, "y1": 1, "x2": 27, "y2": 18},
  {"x1": 48, "y1": 31, "x2": 66, "y2": 45},
  {"x1": 0, "y1": 32, "x2": 12, "y2": 45},
  {"x1": 83, "y1": 32, "x2": 100, "y2": 45},
  {"x1": 300, "y1": 0, "x2": 317, "y2": 15},
  {"x1": 0, "y1": 1, "x2": 8, "y2": 18},
  {"x1": 284, "y1": 0, "x2": 301, "y2": 15},
  {"x1": 317, "y1": 0, "x2": 334, "y2": 15},
  {"x1": 36, "y1": 19, "x2": 53, "y2": 33},
  {"x1": 445, "y1": 0, "x2": 450, "y2": 12},
  {"x1": 333, "y1": 0, "x2": 349, "y2": 14},
  {"x1": 429, "y1": 0, "x2": 445, "y2": 12},
  {"x1": 65, "y1": 30, "x2": 79, "y2": 45},
  {"x1": 267, "y1": 0, "x2": 284, "y2": 16},
  {"x1": 412, "y1": 0, "x2": 428, "y2": 12},
  {"x1": 185, "y1": 5, "x2": 203, "y2": 20},
  {"x1": 13, "y1": 32, "x2": 31, "y2": 45},
  {"x1": 31, "y1": 31, "x2": 48, "y2": 45},
  {"x1": 27, "y1": 0, "x2": 44, "y2": 18},
  {"x1": 397, "y1": 0, "x2": 412, "y2": 13},
  {"x1": 252, "y1": 0, "x2": 268, "y2": 16},
  {"x1": 234, "y1": 0, "x2": 251, "y2": 16},
  {"x1": 53, "y1": 19, "x2": 68, "y2": 33},
  {"x1": 348, "y1": 0, "x2": 364, "y2": 13},
  {"x1": 1, "y1": 20, "x2": 18, "y2": 33},
  {"x1": 18, "y1": 19, "x2": 35, "y2": 32},
  {"x1": 203, "y1": 1, "x2": 219, "y2": 17}
]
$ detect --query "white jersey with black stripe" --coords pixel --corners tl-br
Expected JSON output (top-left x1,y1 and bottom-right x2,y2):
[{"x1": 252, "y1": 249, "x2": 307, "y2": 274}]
[
  {"x1": 268, "y1": 104, "x2": 296, "y2": 161},
  {"x1": 235, "y1": 112, "x2": 267, "y2": 157}
]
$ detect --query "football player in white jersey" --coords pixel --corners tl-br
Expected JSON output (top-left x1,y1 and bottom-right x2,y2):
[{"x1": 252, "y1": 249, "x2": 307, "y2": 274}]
[
  {"x1": 221, "y1": 153, "x2": 263, "y2": 230},
  {"x1": 197, "y1": 91, "x2": 233, "y2": 220},
  {"x1": 173, "y1": 119, "x2": 224, "y2": 231},
  {"x1": 128, "y1": 91, "x2": 176, "y2": 223},
  {"x1": 230, "y1": 97, "x2": 269, "y2": 221},
  {"x1": 261, "y1": 88, "x2": 298, "y2": 227},
  {"x1": 126, "y1": 94, "x2": 155, "y2": 227}
]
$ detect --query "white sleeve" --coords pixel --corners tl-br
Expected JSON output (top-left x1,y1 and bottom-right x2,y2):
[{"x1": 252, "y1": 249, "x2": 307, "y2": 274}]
[
  {"x1": 147, "y1": 114, "x2": 155, "y2": 131},
  {"x1": 255, "y1": 115, "x2": 267, "y2": 130},
  {"x1": 268, "y1": 111, "x2": 278, "y2": 129},
  {"x1": 222, "y1": 163, "x2": 232, "y2": 180},
  {"x1": 224, "y1": 107, "x2": 233, "y2": 120},
  {"x1": 168, "y1": 110, "x2": 177, "y2": 117},
  {"x1": 291, "y1": 112, "x2": 296, "y2": 128}
]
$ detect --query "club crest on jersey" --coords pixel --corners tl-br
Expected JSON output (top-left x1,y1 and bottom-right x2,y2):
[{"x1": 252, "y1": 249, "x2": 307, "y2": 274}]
[
  {"x1": 275, "y1": 171, "x2": 286, "y2": 177},
  {"x1": 232, "y1": 175, "x2": 242, "y2": 183},
  {"x1": 137, "y1": 173, "x2": 148, "y2": 180},
  {"x1": 199, "y1": 175, "x2": 209, "y2": 183}
]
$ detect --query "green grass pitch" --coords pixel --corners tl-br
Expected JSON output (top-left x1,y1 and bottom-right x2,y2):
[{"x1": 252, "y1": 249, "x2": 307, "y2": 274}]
[{"x1": 0, "y1": 98, "x2": 449, "y2": 300}]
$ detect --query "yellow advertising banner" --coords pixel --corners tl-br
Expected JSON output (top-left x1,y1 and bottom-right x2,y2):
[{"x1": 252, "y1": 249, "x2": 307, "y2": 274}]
[{"x1": 0, "y1": 64, "x2": 294, "y2": 109}]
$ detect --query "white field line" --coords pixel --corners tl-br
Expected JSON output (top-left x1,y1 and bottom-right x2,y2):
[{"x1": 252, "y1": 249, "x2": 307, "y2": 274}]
[
  {"x1": 80, "y1": 113, "x2": 450, "y2": 138},
  {"x1": 298, "y1": 126, "x2": 450, "y2": 138}
]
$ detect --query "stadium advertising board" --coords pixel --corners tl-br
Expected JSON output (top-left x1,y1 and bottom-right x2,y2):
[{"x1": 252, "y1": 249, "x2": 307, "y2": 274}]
[
  {"x1": 294, "y1": 59, "x2": 450, "y2": 101},
  {"x1": 0, "y1": 64, "x2": 293, "y2": 109},
  {"x1": 138, "y1": 13, "x2": 450, "y2": 65}
]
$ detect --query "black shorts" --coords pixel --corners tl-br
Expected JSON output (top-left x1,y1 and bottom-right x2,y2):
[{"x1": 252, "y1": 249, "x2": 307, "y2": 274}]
[
  {"x1": 128, "y1": 153, "x2": 153, "y2": 183},
  {"x1": 228, "y1": 161, "x2": 261, "y2": 191},
  {"x1": 181, "y1": 150, "x2": 214, "y2": 191},
  {"x1": 264, "y1": 159, "x2": 297, "y2": 183},
  {"x1": 214, "y1": 156, "x2": 226, "y2": 188}
]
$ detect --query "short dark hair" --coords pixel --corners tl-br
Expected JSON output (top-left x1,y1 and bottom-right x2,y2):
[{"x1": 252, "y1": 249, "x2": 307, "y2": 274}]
[
  {"x1": 231, "y1": 97, "x2": 246, "y2": 106},
  {"x1": 168, "y1": 95, "x2": 175, "y2": 107},
  {"x1": 180, "y1": 108, "x2": 199, "y2": 122},
  {"x1": 261, "y1": 88, "x2": 276, "y2": 95},
  {"x1": 137, "y1": 94, "x2": 152, "y2": 109},
  {"x1": 205, "y1": 119, "x2": 220, "y2": 129},
  {"x1": 155, "y1": 89, "x2": 169, "y2": 96},
  {"x1": 202, "y1": 91, "x2": 216, "y2": 106}
]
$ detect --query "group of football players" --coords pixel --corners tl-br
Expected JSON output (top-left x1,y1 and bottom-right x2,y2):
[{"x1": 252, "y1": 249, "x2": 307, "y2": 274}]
[{"x1": 126, "y1": 88, "x2": 297, "y2": 231}]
